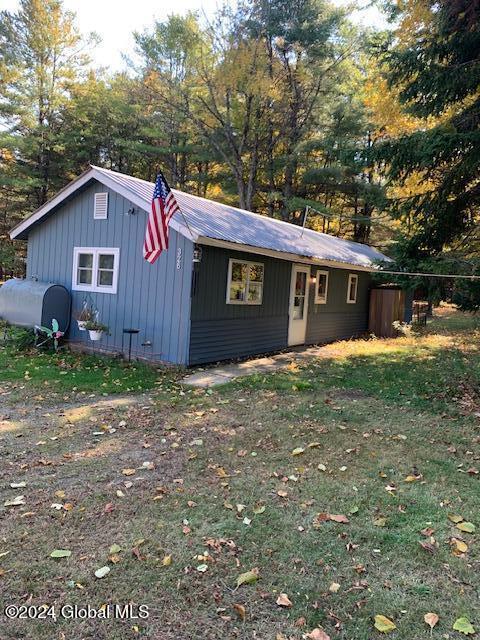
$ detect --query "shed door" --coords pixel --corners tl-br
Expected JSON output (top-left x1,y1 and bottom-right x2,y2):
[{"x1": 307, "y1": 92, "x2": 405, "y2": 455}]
[{"x1": 288, "y1": 264, "x2": 310, "y2": 346}]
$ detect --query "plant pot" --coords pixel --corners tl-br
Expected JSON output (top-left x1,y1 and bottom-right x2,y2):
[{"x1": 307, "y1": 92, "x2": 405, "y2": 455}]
[
  {"x1": 77, "y1": 320, "x2": 87, "y2": 331},
  {"x1": 88, "y1": 330, "x2": 103, "y2": 341}
]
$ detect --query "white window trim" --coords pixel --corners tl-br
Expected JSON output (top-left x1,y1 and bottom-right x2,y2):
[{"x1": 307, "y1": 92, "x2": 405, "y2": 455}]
[
  {"x1": 347, "y1": 273, "x2": 358, "y2": 304},
  {"x1": 94, "y1": 192, "x2": 109, "y2": 219},
  {"x1": 72, "y1": 247, "x2": 120, "y2": 295},
  {"x1": 314, "y1": 270, "x2": 329, "y2": 304},
  {"x1": 226, "y1": 258, "x2": 264, "y2": 305}
]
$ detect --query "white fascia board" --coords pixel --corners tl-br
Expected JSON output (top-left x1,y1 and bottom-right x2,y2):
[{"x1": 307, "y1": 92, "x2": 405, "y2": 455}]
[
  {"x1": 10, "y1": 166, "x2": 199, "y2": 244},
  {"x1": 196, "y1": 236, "x2": 380, "y2": 272},
  {"x1": 10, "y1": 167, "x2": 150, "y2": 240},
  {"x1": 10, "y1": 169, "x2": 96, "y2": 239}
]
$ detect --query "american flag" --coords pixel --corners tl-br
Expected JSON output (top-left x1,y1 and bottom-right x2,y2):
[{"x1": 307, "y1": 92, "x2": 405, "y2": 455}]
[{"x1": 143, "y1": 171, "x2": 180, "y2": 264}]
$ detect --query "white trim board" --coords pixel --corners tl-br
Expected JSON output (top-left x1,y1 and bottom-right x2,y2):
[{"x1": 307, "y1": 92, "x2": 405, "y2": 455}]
[
  {"x1": 72, "y1": 247, "x2": 120, "y2": 295},
  {"x1": 197, "y1": 236, "x2": 378, "y2": 273}
]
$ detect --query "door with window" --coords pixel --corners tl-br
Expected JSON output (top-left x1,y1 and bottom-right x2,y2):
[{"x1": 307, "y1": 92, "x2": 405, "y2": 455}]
[{"x1": 288, "y1": 264, "x2": 310, "y2": 346}]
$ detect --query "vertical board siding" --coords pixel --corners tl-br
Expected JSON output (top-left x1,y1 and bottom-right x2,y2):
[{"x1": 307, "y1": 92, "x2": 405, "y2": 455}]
[
  {"x1": 189, "y1": 245, "x2": 291, "y2": 364},
  {"x1": 305, "y1": 267, "x2": 371, "y2": 344},
  {"x1": 26, "y1": 181, "x2": 193, "y2": 364}
]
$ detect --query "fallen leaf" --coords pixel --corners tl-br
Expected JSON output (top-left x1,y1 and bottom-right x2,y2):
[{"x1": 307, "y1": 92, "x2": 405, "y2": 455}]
[
  {"x1": 448, "y1": 514, "x2": 464, "y2": 524},
  {"x1": 50, "y1": 549, "x2": 71, "y2": 558},
  {"x1": 109, "y1": 544, "x2": 121, "y2": 554},
  {"x1": 122, "y1": 468, "x2": 136, "y2": 476},
  {"x1": 453, "y1": 617, "x2": 475, "y2": 635},
  {"x1": 276, "y1": 593, "x2": 292, "y2": 608},
  {"x1": 451, "y1": 538, "x2": 468, "y2": 555},
  {"x1": 424, "y1": 612, "x2": 439, "y2": 629},
  {"x1": 292, "y1": 447, "x2": 305, "y2": 456},
  {"x1": 306, "y1": 629, "x2": 331, "y2": 640},
  {"x1": 419, "y1": 540, "x2": 437, "y2": 554},
  {"x1": 329, "y1": 582, "x2": 341, "y2": 593},
  {"x1": 253, "y1": 503, "x2": 266, "y2": 514},
  {"x1": 374, "y1": 517, "x2": 387, "y2": 527},
  {"x1": 456, "y1": 522, "x2": 475, "y2": 533},
  {"x1": 236, "y1": 568, "x2": 259, "y2": 587},
  {"x1": 374, "y1": 615, "x2": 397, "y2": 633},
  {"x1": 328, "y1": 514, "x2": 349, "y2": 523},
  {"x1": 233, "y1": 603, "x2": 246, "y2": 620},
  {"x1": 162, "y1": 554, "x2": 172, "y2": 566},
  {"x1": 318, "y1": 464, "x2": 327, "y2": 472},
  {"x1": 4, "y1": 495, "x2": 25, "y2": 507}
]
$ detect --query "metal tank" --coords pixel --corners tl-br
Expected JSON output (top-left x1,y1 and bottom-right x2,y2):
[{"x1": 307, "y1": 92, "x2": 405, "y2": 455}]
[{"x1": 0, "y1": 278, "x2": 71, "y2": 332}]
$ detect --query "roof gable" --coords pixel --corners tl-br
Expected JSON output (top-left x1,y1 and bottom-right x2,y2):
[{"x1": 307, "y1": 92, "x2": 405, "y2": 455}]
[{"x1": 10, "y1": 165, "x2": 390, "y2": 269}]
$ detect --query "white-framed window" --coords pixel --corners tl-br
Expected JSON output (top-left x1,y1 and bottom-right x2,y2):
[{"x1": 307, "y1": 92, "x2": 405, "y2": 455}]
[
  {"x1": 226, "y1": 258, "x2": 264, "y2": 305},
  {"x1": 72, "y1": 247, "x2": 120, "y2": 294},
  {"x1": 94, "y1": 192, "x2": 108, "y2": 219},
  {"x1": 314, "y1": 270, "x2": 329, "y2": 304},
  {"x1": 347, "y1": 273, "x2": 358, "y2": 304}
]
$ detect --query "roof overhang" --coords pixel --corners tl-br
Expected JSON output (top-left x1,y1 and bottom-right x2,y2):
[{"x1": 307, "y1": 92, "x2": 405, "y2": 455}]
[
  {"x1": 9, "y1": 166, "x2": 154, "y2": 240},
  {"x1": 10, "y1": 166, "x2": 386, "y2": 273},
  {"x1": 197, "y1": 236, "x2": 382, "y2": 272}
]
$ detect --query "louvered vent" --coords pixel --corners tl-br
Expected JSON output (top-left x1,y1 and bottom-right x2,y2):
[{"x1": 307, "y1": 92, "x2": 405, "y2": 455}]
[{"x1": 94, "y1": 192, "x2": 108, "y2": 219}]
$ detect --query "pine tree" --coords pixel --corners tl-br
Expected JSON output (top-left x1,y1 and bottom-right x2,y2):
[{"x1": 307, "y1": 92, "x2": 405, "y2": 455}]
[
  {"x1": 0, "y1": 0, "x2": 96, "y2": 208},
  {"x1": 379, "y1": 0, "x2": 480, "y2": 258}
]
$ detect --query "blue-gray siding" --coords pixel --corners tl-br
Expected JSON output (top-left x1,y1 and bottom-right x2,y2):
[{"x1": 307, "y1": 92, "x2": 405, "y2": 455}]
[
  {"x1": 26, "y1": 180, "x2": 193, "y2": 364},
  {"x1": 189, "y1": 246, "x2": 290, "y2": 364},
  {"x1": 189, "y1": 245, "x2": 371, "y2": 364},
  {"x1": 305, "y1": 267, "x2": 371, "y2": 343}
]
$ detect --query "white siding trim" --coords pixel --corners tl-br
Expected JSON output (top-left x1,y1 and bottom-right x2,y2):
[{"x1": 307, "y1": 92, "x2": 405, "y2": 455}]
[
  {"x1": 347, "y1": 273, "x2": 358, "y2": 304},
  {"x1": 72, "y1": 247, "x2": 120, "y2": 295},
  {"x1": 226, "y1": 257, "x2": 264, "y2": 305},
  {"x1": 314, "y1": 270, "x2": 329, "y2": 304}
]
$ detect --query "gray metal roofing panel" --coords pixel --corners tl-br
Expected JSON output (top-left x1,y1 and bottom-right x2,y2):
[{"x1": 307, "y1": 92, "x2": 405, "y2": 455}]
[{"x1": 92, "y1": 166, "x2": 390, "y2": 268}]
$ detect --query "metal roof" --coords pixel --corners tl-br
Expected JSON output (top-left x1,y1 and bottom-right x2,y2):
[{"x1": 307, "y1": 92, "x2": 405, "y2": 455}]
[{"x1": 11, "y1": 165, "x2": 390, "y2": 269}]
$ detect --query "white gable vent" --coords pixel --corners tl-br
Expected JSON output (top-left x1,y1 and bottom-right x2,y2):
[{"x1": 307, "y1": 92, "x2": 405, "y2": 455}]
[{"x1": 94, "y1": 192, "x2": 108, "y2": 219}]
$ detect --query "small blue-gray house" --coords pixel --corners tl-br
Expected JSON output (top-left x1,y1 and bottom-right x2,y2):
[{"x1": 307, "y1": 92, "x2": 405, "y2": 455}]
[{"x1": 9, "y1": 166, "x2": 389, "y2": 365}]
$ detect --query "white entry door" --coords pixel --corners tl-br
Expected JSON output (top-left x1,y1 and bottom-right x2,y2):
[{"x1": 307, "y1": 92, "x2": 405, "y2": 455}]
[{"x1": 288, "y1": 264, "x2": 310, "y2": 346}]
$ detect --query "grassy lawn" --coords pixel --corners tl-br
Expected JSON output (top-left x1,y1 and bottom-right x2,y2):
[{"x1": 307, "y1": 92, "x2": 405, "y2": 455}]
[
  {"x1": 0, "y1": 342, "x2": 179, "y2": 398},
  {"x1": 0, "y1": 307, "x2": 479, "y2": 639}
]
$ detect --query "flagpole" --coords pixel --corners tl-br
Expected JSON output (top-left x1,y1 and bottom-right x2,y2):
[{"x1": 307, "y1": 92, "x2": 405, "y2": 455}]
[{"x1": 300, "y1": 206, "x2": 309, "y2": 237}]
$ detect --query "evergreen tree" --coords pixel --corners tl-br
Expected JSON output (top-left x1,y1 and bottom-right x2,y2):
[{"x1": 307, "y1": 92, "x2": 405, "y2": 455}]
[
  {"x1": 379, "y1": 0, "x2": 480, "y2": 258},
  {"x1": 0, "y1": 0, "x2": 97, "y2": 207}
]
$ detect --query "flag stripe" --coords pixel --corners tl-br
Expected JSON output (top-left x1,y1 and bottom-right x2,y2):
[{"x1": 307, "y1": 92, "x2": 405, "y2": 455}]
[{"x1": 143, "y1": 171, "x2": 181, "y2": 264}]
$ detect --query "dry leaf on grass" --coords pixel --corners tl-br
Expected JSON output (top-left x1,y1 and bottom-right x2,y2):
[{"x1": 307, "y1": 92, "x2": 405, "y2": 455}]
[
  {"x1": 276, "y1": 593, "x2": 292, "y2": 608},
  {"x1": 424, "y1": 612, "x2": 439, "y2": 629},
  {"x1": 374, "y1": 615, "x2": 397, "y2": 633},
  {"x1": 306, "y1": 628, "x2": 331, "y2": 640},
  {"x1": 236, "y1": 568, "x2": 259, "y2": 587},
  {"x1": 232, "y1": 603, "x2": 246, "y2": 620}
]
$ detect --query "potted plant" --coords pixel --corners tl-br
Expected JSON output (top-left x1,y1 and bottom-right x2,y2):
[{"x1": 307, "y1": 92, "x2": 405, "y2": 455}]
[
  {"x1": 84, "y1": 320, "x2": 109, "y2": 341},
  {"x1": 75, "y1": 305, "x2": 94, "y2": 331}
]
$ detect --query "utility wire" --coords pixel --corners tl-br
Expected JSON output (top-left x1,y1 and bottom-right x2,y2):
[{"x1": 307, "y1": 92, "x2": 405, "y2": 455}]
[{"x1": 377, "y1": 270, "x2": 480, "y2": 280}]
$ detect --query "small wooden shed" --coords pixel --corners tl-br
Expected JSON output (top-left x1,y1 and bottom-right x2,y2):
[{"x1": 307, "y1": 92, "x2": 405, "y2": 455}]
[{"x1": 369, "y1": 286, "x2": 406, "y2": 338}]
